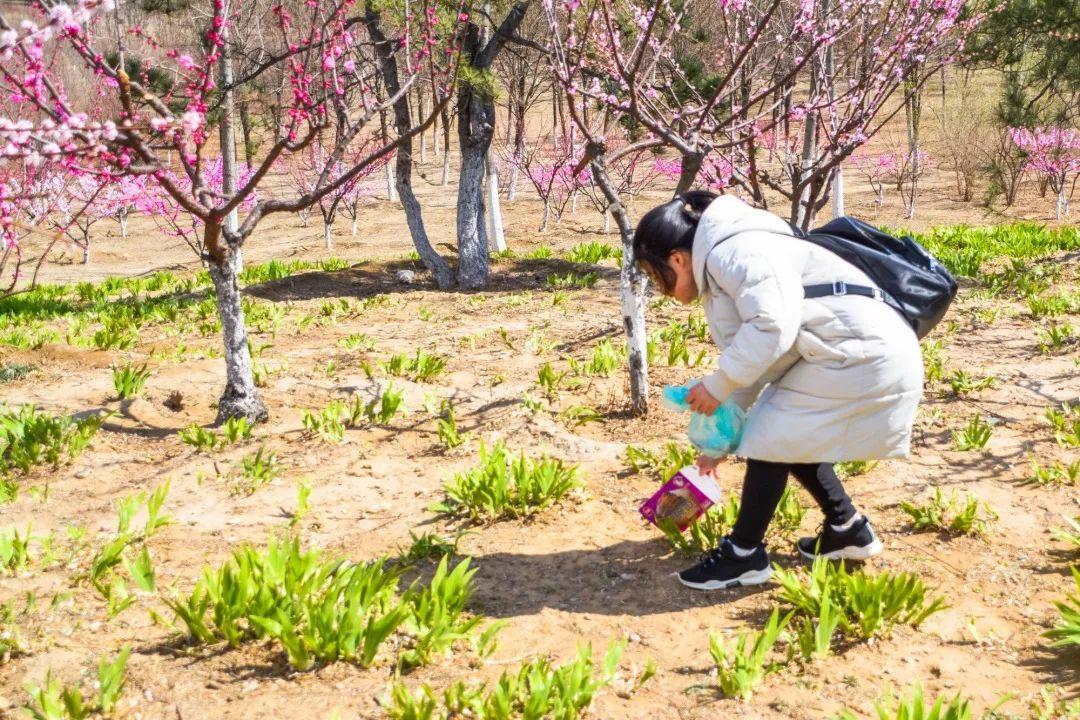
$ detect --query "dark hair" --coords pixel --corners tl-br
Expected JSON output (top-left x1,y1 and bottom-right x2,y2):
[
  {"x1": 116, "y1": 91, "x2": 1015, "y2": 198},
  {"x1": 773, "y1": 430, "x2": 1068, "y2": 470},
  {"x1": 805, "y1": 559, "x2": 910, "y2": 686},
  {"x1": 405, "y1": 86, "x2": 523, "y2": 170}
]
[{"x1": 632, "y1": 190, "x2": 717, "y2": 292}]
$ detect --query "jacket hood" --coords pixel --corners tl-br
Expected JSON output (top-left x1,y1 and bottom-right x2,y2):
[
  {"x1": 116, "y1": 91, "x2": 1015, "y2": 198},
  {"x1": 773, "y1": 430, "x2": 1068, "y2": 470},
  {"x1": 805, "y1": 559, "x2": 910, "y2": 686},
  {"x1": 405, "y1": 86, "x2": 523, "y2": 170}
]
[{"x1": 691, "y1": 195, "x2": 794, "y2": 296}]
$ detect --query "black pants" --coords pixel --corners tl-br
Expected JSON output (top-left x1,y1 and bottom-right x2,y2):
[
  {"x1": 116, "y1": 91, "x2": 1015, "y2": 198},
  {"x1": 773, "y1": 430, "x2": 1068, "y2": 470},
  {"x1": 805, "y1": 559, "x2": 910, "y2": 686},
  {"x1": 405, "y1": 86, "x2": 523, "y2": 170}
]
[{"x1": 730, "y1": 460, "x2": 856, "y2": 549}]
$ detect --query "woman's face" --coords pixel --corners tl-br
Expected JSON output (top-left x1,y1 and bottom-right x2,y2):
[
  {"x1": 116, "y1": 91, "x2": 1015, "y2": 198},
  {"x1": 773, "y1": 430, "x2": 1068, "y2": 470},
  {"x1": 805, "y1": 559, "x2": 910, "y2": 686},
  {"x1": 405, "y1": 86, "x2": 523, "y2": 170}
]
[{"x1": 645, "y1": 250, "x2": 698, "y2": 305}]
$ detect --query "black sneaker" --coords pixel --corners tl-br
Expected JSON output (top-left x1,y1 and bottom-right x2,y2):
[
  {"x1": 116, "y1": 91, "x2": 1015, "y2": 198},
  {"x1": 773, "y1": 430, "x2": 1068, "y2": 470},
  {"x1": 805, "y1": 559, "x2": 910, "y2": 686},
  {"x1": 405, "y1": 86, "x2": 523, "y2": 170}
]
[
  {"x1": 677, "y1": 537, "x2": 771, "y2": 590},
  {"x1": 797, "y1": 515, "x2": 883, "y2": 561}
]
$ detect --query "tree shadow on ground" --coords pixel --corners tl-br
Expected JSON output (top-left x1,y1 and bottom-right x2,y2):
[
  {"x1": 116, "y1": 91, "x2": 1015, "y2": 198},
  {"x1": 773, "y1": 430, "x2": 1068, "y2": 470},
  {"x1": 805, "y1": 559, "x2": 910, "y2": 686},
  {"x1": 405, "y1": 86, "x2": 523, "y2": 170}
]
[
  {"x1": 245, "y1": 257, "x2": 619, "y2": 303},
  {"x1": 466, "y1": 538, "x2": 776, "y2": 619}
]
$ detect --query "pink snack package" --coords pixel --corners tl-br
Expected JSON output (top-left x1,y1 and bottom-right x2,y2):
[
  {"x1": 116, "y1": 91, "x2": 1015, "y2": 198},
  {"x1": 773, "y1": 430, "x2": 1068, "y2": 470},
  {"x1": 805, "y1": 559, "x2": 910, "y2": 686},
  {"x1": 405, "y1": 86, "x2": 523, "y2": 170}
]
[{"x1": 639, "y1": 465, "x2": 723, "y2": 532}]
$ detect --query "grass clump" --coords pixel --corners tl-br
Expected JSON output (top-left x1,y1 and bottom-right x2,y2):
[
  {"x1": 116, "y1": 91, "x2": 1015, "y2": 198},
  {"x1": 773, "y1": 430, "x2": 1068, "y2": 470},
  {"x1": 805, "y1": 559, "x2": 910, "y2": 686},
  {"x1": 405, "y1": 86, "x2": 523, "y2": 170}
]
[
  {"x1": 165, "y1": 538, "x2": 489, "y2": 671},
  {"x1": 660, "y1": 496, "x2": 741, "y2": 557},
  {"x1": 111, "y1": 363, "x2": 151, "y2": 400},
  {"x1": 0, "y1": 405, "x2": 103, "y2": 477},
  {"x1": 567, "y1": 241, "x2": 621, "y2": 265},
  {"x1": 384, "y1": 349, "x2": 448, "y2": 382},
  {"x1": 952, "y1": 415, "x2": 993, "y2": 451},
  {"x1": 1045, "y1": 402, "x2": 1079, "y2": 449},
  {"x1": 773, "y1": 555, "x2": 947, "y2": 643},
  {"x1": 384, "y1": 641, "x2": 626, "y2": 720},
  {"x1": 0, "y1": 363, "x2": 34, "y2": 383},
  {"x1": 434, "y1": 441, "x2": 580, "y2": 523},
  {"x1": 1045, "y1": 566, "x2": 1080, "y2": 649},
  {"x1": 832, "y1": 684, "x2": 972, "y2": 720},
  {"x1": 546, "y1": 271, "x2": 599, "y2": 289},
  {"x1": 623, "y1": 441, "x2": 697, "y2": 481},
  {"x1": 900, "y1": 488, "x2": 997, "y2": 536},
  {"x1": 22, "y1": 646, "x2": 131, "y2": 720},
  {"x1": 709, "y1": 608, "x2": 789, "y2": 699}
]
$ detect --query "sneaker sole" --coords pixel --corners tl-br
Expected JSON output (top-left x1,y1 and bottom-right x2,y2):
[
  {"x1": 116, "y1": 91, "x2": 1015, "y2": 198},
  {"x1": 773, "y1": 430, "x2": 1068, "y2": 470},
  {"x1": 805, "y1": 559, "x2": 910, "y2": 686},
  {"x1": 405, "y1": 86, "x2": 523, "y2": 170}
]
[
  {"x1": 798, "y1": 538, "x2": 884, "y2": 562},
  {"x1": 677, "y1": 567, "x2": 772, "y2": 590}
]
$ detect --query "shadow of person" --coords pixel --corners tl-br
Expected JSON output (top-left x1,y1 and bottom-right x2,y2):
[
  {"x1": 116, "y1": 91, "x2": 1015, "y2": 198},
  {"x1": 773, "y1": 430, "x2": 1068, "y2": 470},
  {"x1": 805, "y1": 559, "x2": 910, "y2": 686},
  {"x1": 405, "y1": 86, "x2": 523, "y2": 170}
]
[{"x1": 466, "y1": 538, "x2": 774, "y2": 619}]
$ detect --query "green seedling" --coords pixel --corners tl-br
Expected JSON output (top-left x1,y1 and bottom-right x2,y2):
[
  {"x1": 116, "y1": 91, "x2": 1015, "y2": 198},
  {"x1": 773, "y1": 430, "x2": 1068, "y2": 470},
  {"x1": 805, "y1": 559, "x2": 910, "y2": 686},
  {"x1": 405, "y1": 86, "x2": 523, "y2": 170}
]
[
  {"x1": 1053, "y1": 516, "x2": 1080, "y2": 553},
  {"x1": 771, "y1": 485, "x2": 807, "y2": 536},
  {"x1": 773, "y1": 555, "x2": 947, "y2": 641},
  {"x1": 290, "y1": 479, "x2": 313, "y2": 529},
  {"x1": 535, "y1": 362, "x2": 568, "y2": 398},
  {"x1": 567, "y1": 241, "x2": 621, "y2": 265},
  {"x1": 383, "y1": 349, "x2": 448, "y2": 382},
  {"x1": 952, "y1": 415, "x2": 993, "y2": 451},
  {"x1": 945, "y1": 369, "x2": 996, "y2": 396},
  {"x1": 1024, "y1": 456, "x2": 1079, "y2": 486},
  {"x1": 835, "y1": 460, "x2": 878, "y2": 478},
  {"x1": 709, "y1": 608, "x2": 789, "y2": 700},
  {"x1": 920, "y1": 340, "x2": 947, "y2": 384},
  {"x1": 0, "y1": 525, "x2": 33, "y2": 575},
  {"x1": 623, "y1": 441, "x2": 697, "y2": 481},
  {"x1": 434, "y1": 441, "x2": 581, "y2": 522},
  {"x1": 794, "y1": 593, "x2": 842, "y2": 661},
  {"x1": 1045, "y1": 402, "x2": 1080, "y2": 449},
  {"x1": 348, "y1": 384, "x2": 405, "y2": 426},
  {"x1": 0, "y1": 404, "x2": 103, "y2": 476},
  {"x1": 832, "y1": 684, "x2": 972, "y2": 720},
  {"x1": 900, "y1": 487, "x2": 997, "y2": 536},
  {"x1": 221, "y1": 416, "x2": 253, "y2": 444},
  {"x1": 302, "y1": 401, "x2": 348, "y2": 443},
  {"x1": 179, "y1": 424, "x2": 221, "y2": 453},
  {"x1": 237, "y1": 446, "x2": 283, "y2": 494},
  {"x1": 384, "y1": 640, "x2": 624, "y2": 720},
  {"x1": 1045, "y1": 566, "x2": 1080, "y2": 649},
  {"x1": 397, "y1": 531, "x2": 464, "y2": 566},
  {"x1": 1038, "y1": 322, "x2": 1076, "y2": 354},
  {"x1": 546, "y1": 271, "x2": 598, "y2": 289},
  {"x1": 525, "y1": 245, "x2": 553, "y2": 259},
  {"x1": 339, "y1": 333, "x2": 376, "y2": 351},
  {"x1": 559, "y1": 404, "x2": 603, "y2": 427},
  {"x1": 0, "y1": 363, "x2": 34, "y2": 383},
  {"x1": 660, "y1": 495, "x2": 741, "y2": 557},
  {"x1": 436, "y1": 400, "x2": 466, "y2": 450}
]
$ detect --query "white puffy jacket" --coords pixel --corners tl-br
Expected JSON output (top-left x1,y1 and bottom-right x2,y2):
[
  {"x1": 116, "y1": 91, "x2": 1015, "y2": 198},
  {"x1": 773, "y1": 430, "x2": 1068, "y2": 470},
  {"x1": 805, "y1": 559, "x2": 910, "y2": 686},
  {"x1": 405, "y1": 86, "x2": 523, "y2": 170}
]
[{"x1": 691, "y1": 196, "x2": 923, "y2": 463}]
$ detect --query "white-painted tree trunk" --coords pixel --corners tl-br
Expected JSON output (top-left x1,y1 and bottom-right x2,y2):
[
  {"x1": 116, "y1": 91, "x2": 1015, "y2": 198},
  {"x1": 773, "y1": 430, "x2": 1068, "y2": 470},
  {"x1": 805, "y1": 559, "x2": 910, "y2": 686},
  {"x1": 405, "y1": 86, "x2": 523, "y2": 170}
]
[
  {"x1": 591, "y1": 156, "x2": 648, "y2": 413},
  {"x1": 323, "y1": 222, "x2": 333, "y2": 250},
  {"x1": 831, "y1": 166, "x2": 845, "y2": 218},
  {"x1": 209, "y1": 245, "x2": 267, "y2": 423},
  {"x1": 540, "y1": 200, "x2": 550, "y2": 232},
  {"x1": 118, "y1": 211, "x2": 128, "y2": 238},
  {"x1": 486, "y1": 152, "x2": 507, "y2": 253},
  {"x1": 507, "y1": 163, "x2": 519, "y2": 202},
  {"x1": 385, "y1": 161, "x2": 397, "y2": 201},
  {"x1": 603, "y1": 212, "x2": 611, "y2": 234}
]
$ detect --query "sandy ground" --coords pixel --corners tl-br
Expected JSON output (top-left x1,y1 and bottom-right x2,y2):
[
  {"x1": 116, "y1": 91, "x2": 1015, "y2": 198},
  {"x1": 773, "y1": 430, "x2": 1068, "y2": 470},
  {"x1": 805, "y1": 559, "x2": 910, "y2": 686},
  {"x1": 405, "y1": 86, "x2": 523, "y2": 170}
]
[{"x1": 0, "y1": 144, "x2": 1078, "y2": 720}]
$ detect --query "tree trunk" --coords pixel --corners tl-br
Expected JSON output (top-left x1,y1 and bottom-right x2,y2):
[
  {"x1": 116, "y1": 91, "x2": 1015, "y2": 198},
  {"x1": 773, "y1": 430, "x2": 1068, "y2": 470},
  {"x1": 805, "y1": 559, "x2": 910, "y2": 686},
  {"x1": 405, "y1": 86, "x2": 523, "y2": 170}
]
[
  {"x1": 486, "y1": 151, "x2": 507, "y2": 252},
  {"x1": 219, "y1": 22, "x2": 243, "y2": 274},
  {"x1": 675, "y1": 151, "x2": 704, "y2": 194},
  {"x1": 118, "y1": 211, "x2": 127, "y2": 238},
  {"x1": 367, "y1": 6, "x2": 453, "y2": 289},
  {"x1": 507, "y1": 163, "x2": 519, "y2": 202},
  {"x1": 323, "y1": 221, "x2": 333, "y2": 250},
  {"x1": 904, "y1": 83, "x2": 922, "y2": 220},
  {"x1": 441, "y1": 105, "x2": 452, "y2": 186},
  {"x1": 419, "y1": 88, "x2": 428, "y2": 164},
  {"x1": 238, "y1": 100, "x2": 255, "y2": 167},
  {"x1": 590, "y1": 155, "x2": 648, "y2": 414},
  {"x1": 81, "y1": 234, "x2": 90, "y2": 265},
  {"x1": 209, "y1": 242, "x2": 267, "y2": 423},
  {"x1": 831, "y1": 167, "x2": 845, "y2": 218},
  {"x1": 540, "y1": 199, "x2": 550, "y2": 232}
]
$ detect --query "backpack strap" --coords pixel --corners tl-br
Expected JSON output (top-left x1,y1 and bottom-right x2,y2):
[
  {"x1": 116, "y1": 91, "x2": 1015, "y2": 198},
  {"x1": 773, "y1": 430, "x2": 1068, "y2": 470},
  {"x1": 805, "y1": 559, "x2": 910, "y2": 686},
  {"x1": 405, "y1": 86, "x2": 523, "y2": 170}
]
[{"x1": 803, "y1": 281, "x2": 886, "y2": 302}]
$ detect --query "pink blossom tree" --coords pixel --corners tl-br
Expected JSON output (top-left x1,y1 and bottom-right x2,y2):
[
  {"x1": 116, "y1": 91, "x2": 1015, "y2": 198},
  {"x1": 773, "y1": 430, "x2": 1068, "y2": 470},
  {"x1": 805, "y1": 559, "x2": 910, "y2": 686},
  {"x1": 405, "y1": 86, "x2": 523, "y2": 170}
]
[
  {"x1": 0, "y1": 0, "x2": 468, "y2": 421},
  {"x1": 512, "y1": 135, "x2": 581, "y2": 231},
  {"x1": 541, "y1": 0, "x2": 826, "y2": 411},
  {"x1": 848, "y1": 150, "x2": 896, "y2": 207},
  {"x1": 1010, "y1": 126, "x2": 1080, "y2": 219}
]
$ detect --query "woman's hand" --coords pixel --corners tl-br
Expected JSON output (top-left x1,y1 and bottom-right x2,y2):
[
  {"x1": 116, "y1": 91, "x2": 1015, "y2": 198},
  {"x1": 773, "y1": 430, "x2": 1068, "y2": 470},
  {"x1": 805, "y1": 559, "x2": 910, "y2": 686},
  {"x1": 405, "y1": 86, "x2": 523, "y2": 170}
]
[
  {"x1": 687, "y1": 382, "x2": 720, "y2": 415},
  {"x1": 696, "y1": 454, "x2": 724, "y2": 477}
]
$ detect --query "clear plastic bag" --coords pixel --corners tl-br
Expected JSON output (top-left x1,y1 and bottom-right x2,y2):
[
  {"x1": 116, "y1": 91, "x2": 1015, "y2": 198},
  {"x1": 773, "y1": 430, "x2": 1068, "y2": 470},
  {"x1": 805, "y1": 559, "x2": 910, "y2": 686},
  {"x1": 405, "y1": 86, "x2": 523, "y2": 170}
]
[{"x1": 660, "y1": 381, "x2": 745, "y2": 458}]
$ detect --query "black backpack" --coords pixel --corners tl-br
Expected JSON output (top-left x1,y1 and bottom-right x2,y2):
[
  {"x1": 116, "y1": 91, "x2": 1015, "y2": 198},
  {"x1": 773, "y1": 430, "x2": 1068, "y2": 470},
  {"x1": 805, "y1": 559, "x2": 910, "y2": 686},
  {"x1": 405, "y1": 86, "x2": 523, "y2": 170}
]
[{"x1": 792, "y1": 216, "x2": 957, "y2": 339}]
